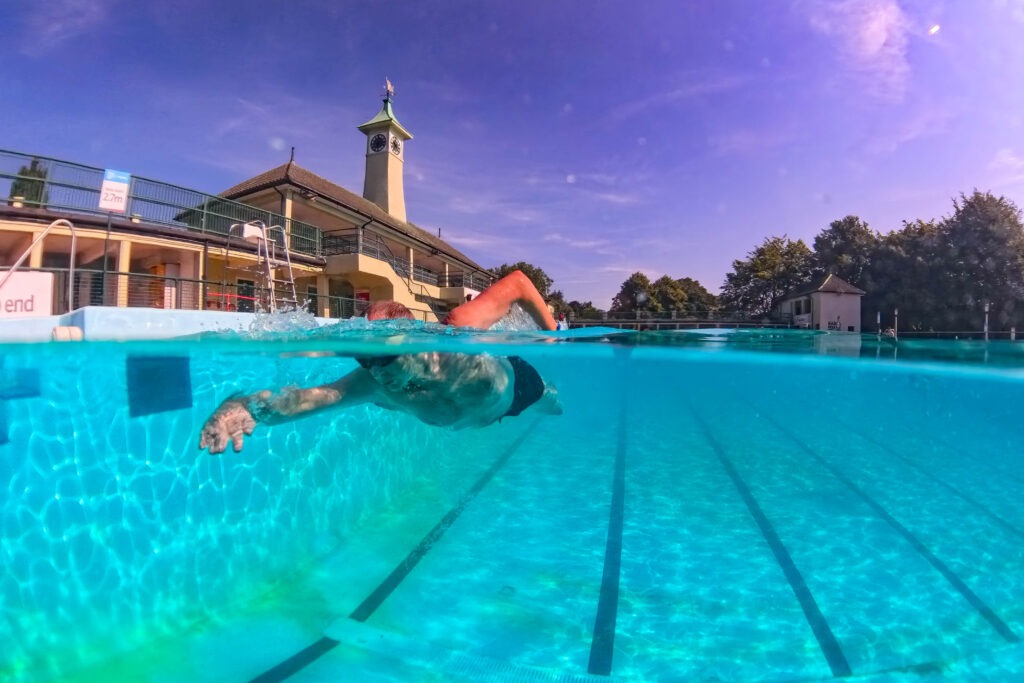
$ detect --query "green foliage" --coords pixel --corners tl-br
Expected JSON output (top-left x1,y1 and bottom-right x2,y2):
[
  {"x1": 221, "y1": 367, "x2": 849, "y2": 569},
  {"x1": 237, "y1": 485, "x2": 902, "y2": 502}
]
[
  {"x1": 812, "y1": 215, "x2": 877, "y2": 286},
  {"x1": 566, "y1": 299, "x2": 602, "y2": 319},
  {"x1": 9, "y1": 158, "x2": 49, "y2": 207},
  {"x1": 675, "y1": 277, "x2": 718, "y2": 314},
  {"x1": 651, "y1": 275, "x2": 688, "y2": 313},
  {"x1": 611, "y1": 272, "x2": 656, "y2": 312},
  {"x1": 493, "y1": 262, "x2": 553, "y2": 298},
  {"x1": 857, "y1": 192, "x2": 1024, "y2": 331},
  {"x1": 720, "y1": 236, "x2": 813, "y2": 317}
]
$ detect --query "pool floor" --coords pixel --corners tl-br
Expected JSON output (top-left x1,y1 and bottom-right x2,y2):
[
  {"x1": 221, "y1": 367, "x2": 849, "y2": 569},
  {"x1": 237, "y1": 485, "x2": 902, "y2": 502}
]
[{"x1": 63, "y1": 362, "x2": 1024, "y2": 682}]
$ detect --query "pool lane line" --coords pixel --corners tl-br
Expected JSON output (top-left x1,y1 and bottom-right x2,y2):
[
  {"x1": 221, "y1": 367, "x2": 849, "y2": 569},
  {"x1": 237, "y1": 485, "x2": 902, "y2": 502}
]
[
  {"x1": 758, "y1": 411, "x2": 1021, "y2": 645},
  {"x1": 826, "y1": 414, "x2": 1024, "y2": 544},
  {"x1": 349, "y1": 420, "x2": 538, "y2": 621},
  {"x1": 587, "y1": 392, "x2": 627, "y2": 676},
  {"x1": 690, "y1": 408, "x2": 853, "y2": 678},
  {"x1": 249, "y1": 420, "x2": 539, "y2": 683}
]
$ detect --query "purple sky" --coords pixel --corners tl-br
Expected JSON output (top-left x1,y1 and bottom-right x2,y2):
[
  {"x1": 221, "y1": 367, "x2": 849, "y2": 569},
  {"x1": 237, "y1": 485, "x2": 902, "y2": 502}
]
[{"x1": 3, "y1": 1, "x2": 1024, "y2": 307}]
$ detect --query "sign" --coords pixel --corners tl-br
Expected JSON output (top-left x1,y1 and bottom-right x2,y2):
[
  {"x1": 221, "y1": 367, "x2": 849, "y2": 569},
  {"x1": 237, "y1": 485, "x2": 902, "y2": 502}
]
[
  {"x1": 0, "y1": 271, "x2": 53, "y2": 318},
  {"x1": 99, "y1": 168, "x2": 131, "y2": 213}
]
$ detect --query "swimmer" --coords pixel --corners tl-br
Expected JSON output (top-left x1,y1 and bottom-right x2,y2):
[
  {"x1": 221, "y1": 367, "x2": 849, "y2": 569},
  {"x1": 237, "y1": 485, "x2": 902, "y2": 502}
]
[{"x1": 198, "y1": 271, "x2": 562, "y2": 455}]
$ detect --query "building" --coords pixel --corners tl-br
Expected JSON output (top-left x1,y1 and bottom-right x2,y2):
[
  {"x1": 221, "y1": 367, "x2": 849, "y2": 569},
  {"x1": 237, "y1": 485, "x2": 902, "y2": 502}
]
[
  {"x1": 776, "y1": 274, "x2": 865, "y2": 332},
  {"x1": 0, "y1": 86, "x2": 494, "y2": 322}
]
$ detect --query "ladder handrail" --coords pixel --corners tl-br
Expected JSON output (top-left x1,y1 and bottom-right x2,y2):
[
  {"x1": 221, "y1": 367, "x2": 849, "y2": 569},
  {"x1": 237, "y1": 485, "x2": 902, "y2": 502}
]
[
  {"x1": 231, "y1": 220, "x2": 299, "y2": 313},
  {"x1": 265, "y1": 224, "x2": 298, "y2": 308},
  {"x1": 0, "y1": 218, "x2": 77, "y2": 311}
]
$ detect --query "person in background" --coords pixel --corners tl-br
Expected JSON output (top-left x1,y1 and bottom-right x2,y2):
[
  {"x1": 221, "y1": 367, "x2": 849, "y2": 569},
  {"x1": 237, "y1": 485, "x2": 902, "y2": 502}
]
[
  {"x1": 555, "y1": 312, "x2": 569, "y2": 331},
  {"x1": 199, "y1": 271, "x2": 562, "y2": 455}
]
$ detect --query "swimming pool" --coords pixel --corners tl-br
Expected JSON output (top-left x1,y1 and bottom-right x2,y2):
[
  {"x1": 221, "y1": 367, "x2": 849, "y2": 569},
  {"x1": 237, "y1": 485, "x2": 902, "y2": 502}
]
[{"x1": 4, "y1": 327, "x2": 1024, "y2": 681}]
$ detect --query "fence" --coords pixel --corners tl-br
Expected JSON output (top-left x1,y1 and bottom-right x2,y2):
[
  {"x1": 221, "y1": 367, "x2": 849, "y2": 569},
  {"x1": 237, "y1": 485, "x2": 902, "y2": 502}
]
[
  {"x1": 1, "y1": 149, "x2": 323, "y2": 256},
  {"x1": 12, "y1": 267, "x2": 433, "y2": 322}
]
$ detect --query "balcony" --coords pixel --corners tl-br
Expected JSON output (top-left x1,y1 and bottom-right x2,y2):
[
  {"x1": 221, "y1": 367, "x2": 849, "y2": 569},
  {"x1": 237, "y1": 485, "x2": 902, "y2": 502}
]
[{"x1": 1, "y1": 149, "x2": 323, "y2": 257}]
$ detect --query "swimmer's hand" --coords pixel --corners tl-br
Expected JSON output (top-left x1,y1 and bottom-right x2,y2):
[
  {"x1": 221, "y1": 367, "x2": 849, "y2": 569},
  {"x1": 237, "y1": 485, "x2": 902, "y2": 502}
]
[{"x1": 199, "y1": 394, "x2": 259, "y2": 455}]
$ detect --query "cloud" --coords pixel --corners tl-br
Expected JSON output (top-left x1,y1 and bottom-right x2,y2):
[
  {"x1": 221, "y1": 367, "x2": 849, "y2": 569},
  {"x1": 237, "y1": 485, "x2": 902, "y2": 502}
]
[
  {"x1": 543, "y1": 233, "x2": 610, "y2": 250},
  {"x1": 861, "y1": 104, "x2": 951, "y2": 155},
  {"x1": 805, "y1": 0, "x2": 912, "y2": 102},
  {"x1": 988, "y1": 147, "x2": 1024, "y2": 183},
  {"x1": 603, "y1": 73, "x2": 747, "y2": 124},
  {"x1": 584, "y1": 190, "x2": 640, "y2": 206},
  {"x1": 19, "y1": 0, "x2": 116, "y2": 55},
  {"x1": 707, "y1": 128, "x2": 795, "y2": 156}
]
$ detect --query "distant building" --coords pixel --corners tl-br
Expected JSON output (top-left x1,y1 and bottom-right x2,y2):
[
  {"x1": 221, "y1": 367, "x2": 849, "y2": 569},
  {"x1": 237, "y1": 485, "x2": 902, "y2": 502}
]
[
  {"x1": 0, "y1": 85, "x2": 493, "y2": 321},
  {"x1": 777, "y1": 274, "x2": 865, "y2": 332}
]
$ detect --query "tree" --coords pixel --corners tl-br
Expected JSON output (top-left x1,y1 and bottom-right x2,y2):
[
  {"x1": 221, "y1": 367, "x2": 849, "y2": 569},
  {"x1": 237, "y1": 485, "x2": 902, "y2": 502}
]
[
  {"x1": 938, "y1": 191, "x2": 1024, "y2": 329},
  {"x1": 812, "y1": 215, "x2": 877, "y2": 286},
  {"x1": 650, "y1": 275, "x2": 688, "y2": 313},
  {"x1": 566, "y1": 299, "x2": 602, "y2": 319},
  {"x1": 493, "y1": 262, "x2": 553, "y2": 299},
  {"x1": 547, "y1": 288, "x2": 568, "y2": 314},
  {"x1": 675, "y1": 277, "x2": 718, "y2": 315},
  {"x1": 611, "y1": 272, "x2": 657, "y2": 312},
  {"x1": 862, "y1": 219, "x2": 941, "y2": 331},
  {"x1": 9, "y1": 158, "x2": 49, "y2": 207},
  {"x1": 719, "y1": 235, "x2": 813, "y2": 317}
]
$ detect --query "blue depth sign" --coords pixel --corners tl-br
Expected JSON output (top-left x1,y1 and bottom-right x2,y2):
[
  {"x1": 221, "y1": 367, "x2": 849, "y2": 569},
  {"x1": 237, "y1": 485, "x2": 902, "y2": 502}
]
[{"x1": 99, "y1": 169, "x2": 131, "y2": 213}]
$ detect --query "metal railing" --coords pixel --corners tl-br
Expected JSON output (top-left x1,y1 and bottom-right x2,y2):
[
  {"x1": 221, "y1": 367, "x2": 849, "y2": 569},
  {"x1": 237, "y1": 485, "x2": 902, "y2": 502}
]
[
  {"x1": 14, "y1": 266, "x2": 436, "y2": 321},
  {"x1": 0, "y1": 218, "x2": 78, "y2": 310},
  {"x1": 321, "y1": 228, "x2": 492, "y2": 289},
  {"x1": 1, "y1": 149, "x2": 323, "y2": 256}
]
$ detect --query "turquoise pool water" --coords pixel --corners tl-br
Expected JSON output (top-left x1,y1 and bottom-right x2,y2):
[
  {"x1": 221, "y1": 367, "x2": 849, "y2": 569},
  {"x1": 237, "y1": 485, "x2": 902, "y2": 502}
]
[{"x1": 3, "y1": 326, "x2": 1024, "y2": 681}]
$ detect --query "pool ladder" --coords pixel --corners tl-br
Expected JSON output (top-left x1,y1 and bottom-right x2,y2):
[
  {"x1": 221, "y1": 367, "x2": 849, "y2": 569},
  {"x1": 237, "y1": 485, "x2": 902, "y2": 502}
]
[
  {"x1": 0, "y1": 218, "x2": 78, "y2": 311},
  {"x1": 229, "y1": 221, "x2": 299, "y2": 313}
]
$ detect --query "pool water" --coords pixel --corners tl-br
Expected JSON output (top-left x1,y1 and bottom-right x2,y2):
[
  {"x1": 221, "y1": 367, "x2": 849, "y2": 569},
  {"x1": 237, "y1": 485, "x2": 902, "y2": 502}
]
[{"x1": 3, "y1": 327, "x2": 1024, "y2": 682}]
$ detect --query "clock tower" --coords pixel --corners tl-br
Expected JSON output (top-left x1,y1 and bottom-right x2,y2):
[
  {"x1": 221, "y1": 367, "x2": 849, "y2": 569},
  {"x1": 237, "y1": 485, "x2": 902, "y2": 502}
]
[{"x1": 358, "y1": 80, "x2": 413, "y2": 222}]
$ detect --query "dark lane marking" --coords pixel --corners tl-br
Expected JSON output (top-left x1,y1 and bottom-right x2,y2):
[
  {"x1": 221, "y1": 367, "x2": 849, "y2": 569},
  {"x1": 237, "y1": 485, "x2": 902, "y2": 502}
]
[
  {"x1": 692, "y1": 410, "x2": 853, "y2": 678},
  {"x1": 349, "y1": 422, "x2": 536, "y2": 621},
  {"x1": 831, "y1": 416, "x2": 1024, "y2": 543},
  {"x1": 587, "y1": 396, "x2": 627, "y2": 676},
  {"x1": 249, "y1": 421, "x2": 538, "y2": 683},
  {"x1": 249, "y1": 638, "x2": 338, "y2": 683},
  {"x1": 762, "y1": 412, "x2": 1020, "y2": 644}
]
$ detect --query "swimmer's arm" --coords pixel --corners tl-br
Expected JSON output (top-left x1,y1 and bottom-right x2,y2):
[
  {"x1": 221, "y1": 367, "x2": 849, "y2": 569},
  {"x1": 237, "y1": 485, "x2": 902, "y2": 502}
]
[
  {"x1": 247, "y1": 370, "x2": 380, "y2": 423},
  {"x1": 198, "y1": 369, "x2": 379, "y2": 454}
]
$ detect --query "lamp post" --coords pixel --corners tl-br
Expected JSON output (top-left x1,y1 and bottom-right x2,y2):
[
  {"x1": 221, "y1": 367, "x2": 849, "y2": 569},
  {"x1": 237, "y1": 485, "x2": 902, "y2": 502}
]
[{"x1": 984, "y1": 301, "x2": 990, "y2": 342}]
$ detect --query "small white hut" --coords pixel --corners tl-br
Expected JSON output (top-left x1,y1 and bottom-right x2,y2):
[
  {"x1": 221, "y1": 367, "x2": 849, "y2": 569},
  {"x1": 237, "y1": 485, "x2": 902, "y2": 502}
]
[{"x1": 777, "y1": 274, "x2": 865, "y2": 332}]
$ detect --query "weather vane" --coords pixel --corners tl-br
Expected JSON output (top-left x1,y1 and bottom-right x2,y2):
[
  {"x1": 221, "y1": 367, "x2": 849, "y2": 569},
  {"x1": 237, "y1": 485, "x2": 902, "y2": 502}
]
[{"x1": 384, "y1": 77, "x2": 395, "y2": 99}]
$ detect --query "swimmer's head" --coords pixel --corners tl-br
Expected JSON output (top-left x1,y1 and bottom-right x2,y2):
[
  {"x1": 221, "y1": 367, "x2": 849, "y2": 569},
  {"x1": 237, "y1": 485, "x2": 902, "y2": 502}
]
[{"x1": 364, "y1": 301, "x2": 414, "y2": 321}]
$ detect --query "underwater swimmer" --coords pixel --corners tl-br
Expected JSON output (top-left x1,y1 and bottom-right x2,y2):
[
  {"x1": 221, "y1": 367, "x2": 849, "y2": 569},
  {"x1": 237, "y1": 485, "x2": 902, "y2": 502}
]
[{"x1": 198, "y1": 271, "x2": 562, "y2": 455}]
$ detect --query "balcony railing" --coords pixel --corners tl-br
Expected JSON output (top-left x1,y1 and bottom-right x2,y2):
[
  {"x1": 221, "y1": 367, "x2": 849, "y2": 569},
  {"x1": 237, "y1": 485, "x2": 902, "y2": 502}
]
[
  {"x1": 1, "y1": 149, "x2": 323, "y2": 257},
  {"x1": 322, "y1": 228, "x2": 493, "y2": 290}
]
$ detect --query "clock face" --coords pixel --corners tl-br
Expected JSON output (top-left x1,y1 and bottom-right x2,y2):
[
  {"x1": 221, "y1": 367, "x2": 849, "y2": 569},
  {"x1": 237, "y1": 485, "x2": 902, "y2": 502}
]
[
  {"x1": 369, "y1": 133, "x2": 387, "y2": 153},
  {"x1": 390, "y1": 137, "x2": 402, "y2": 155}
]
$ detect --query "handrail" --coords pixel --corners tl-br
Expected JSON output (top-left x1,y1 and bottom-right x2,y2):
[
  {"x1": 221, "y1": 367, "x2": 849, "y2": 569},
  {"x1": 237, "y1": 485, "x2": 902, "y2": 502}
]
[{"x1": 0, "y1": 218, "x2": 77, "y2": 310}]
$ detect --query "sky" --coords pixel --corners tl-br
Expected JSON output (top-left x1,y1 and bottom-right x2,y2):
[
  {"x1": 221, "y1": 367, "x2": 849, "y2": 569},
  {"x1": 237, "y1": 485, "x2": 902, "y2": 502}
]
[{"x1": 3, "y1": 0, "x2": 1024, "y2": 308}]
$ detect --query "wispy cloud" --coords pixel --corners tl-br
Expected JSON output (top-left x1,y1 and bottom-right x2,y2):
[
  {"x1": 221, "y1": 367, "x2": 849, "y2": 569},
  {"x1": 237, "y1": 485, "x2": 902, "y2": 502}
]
[
  {"x1": 805, "y1": 0, "x2": 912, "y2": 102},
  {"x1": 707, "y1": 127, "x2": 795, "y2": 156},
  {"x1": 19, "y1": 0, "x2": 116, "y2": 56},
  {"x1": 543, "y1": 233, "x2": 610, "y2": 250},
  {"x1": 861, "y1": 103, "x2": 952, "y2": 155},
  {"x1": 603, "y1": 73, "x2": 747, "y2": 124},
  {"x1": 988, "y1": 147, "x2": 1024, "y2": 183}
]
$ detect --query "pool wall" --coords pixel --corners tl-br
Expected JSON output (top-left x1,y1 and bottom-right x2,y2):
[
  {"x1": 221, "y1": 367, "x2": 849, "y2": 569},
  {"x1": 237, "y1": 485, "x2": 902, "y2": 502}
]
[
  {"x1": 0, "y1": 343, "x2": 518, "y2": 681},
  {"x1": 0, "y1": 306, "x2": 335, "y2": 341}
]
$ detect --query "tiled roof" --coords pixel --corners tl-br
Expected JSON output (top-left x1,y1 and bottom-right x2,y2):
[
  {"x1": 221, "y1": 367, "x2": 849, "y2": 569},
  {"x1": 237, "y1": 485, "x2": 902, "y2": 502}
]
[
  {"x1": 219, "y1": 162, "x2": 487, "y2": 272},
  {"x1": 787, "y1": 273, "x2": 866, "y2": 299}
]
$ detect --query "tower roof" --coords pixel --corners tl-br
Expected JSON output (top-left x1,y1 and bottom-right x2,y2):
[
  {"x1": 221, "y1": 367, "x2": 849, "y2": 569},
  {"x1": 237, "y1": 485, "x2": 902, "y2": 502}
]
[{"x1": 357, "y1": 96, "x2": 413, "y2": 140}]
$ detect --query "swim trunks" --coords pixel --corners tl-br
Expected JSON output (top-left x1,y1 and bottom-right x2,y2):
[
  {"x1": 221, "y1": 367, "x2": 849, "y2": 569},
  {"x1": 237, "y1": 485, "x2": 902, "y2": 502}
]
[{"x1": 502, "y1": 356, "x2": 544, "y2": 419}]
